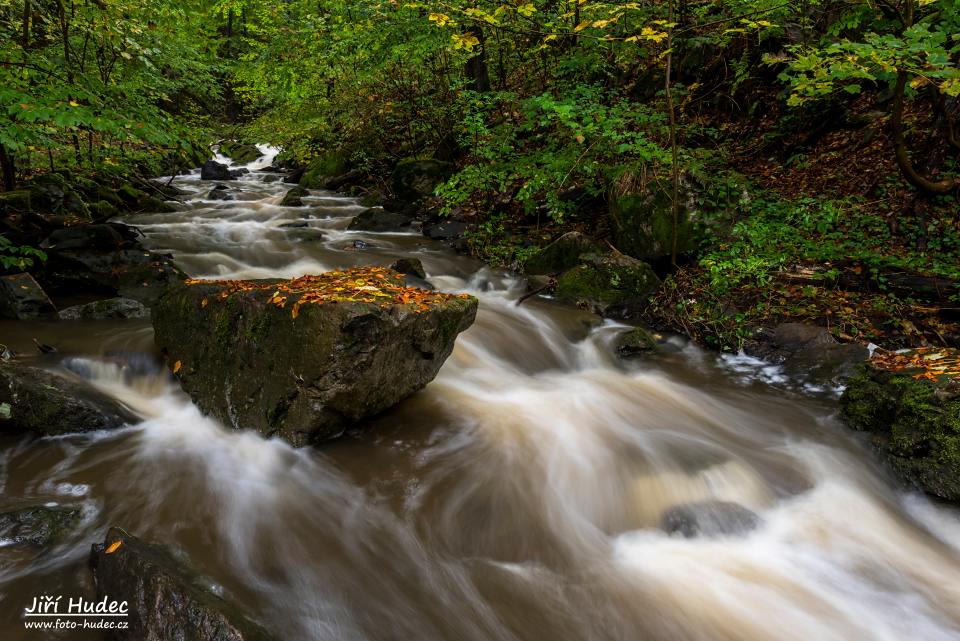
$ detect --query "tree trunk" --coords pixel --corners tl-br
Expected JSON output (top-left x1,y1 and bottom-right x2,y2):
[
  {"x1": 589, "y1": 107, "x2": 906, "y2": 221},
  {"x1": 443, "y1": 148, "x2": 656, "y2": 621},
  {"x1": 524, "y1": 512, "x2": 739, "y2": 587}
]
[
  {"x1": 464, "y1": 27, "x2": 490, "y2": 93},
  {"x1": 0, "y1": 146, "x2": 16, "y2": 192}
]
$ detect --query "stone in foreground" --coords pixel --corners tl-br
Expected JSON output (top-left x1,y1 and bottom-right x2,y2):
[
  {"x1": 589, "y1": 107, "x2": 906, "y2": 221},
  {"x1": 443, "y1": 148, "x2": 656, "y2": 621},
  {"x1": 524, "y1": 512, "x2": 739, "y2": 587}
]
[
  {"x1": 0, "y1": 361, "x2": 139, "y2": 436},
  {"x1": 152, "y1": 267, "x2": 478, "y2": 446},
  {"x1": 90, "y1": 528, "x2": 274, "y2": 641},
  {"x1": 0, "y1": 505, "x2": 82, "y2": 548}
]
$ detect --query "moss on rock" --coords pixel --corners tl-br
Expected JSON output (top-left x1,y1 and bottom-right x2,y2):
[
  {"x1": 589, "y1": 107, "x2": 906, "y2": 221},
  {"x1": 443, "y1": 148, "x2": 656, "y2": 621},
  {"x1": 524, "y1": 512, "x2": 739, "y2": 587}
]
[
  {"x1": 555, "y1": 252, "x2": 661, "y2": 320},
  {"x1": 840, "y1": 362, "x2": 960, "y2": 501}
]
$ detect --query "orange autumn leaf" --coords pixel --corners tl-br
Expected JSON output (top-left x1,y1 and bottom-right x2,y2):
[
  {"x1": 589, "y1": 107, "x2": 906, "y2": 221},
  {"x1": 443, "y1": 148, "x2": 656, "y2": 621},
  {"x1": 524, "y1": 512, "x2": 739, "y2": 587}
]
[
  {"x1": 201, "y1": 298, "x2": 208, "y2": 308},
  {"x1": 105, "y1": 540, "x2": 123, "y2": 554},
  {"x1": 173, "y1": 360, "x2": 182, "y2": 374}
]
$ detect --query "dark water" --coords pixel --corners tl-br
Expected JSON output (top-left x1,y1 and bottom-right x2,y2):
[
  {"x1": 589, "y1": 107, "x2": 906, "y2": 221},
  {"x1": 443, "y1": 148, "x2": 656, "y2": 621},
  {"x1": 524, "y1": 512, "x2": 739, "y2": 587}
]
[{"x1": 2, "y1": 147, "x2": 960, "y2": 641}]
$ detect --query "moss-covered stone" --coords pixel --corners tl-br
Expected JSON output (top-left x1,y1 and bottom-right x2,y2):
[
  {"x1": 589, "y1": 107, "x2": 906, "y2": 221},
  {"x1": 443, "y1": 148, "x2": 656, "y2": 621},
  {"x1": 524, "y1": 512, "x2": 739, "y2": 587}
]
[
  {"x1": 0, "y1": 189, "x2": 32, "y2": 214},
  {"x1": 299, "y1": 151, "x2": 349, "y2": 189},
  {"x1": 391, "y1": 158, "x2": 453, "y2": 204},
  {"x1": 840, "y1": 363, "x2": 960, "y2": 502},
  {"x1": 555, "y1": 252, "x2": 661, "y2": 320},
  {"x1": 152, "y1": 267, "x2": 478, "y2": 446},
  {"x1": 615, "y1": 326, "x2": 657, "y2": 357},
  {"x1": 0, "y1": 506, "x2": 82, "y2": 548},
  {"x1": 609, "y1": 177, "x2": 695, "y2": 263},
  {"x1": 523, "y1": 231, "x2": 601, "y2": 275},
  {"x1": 219, "y1": 141, "x2": 262, "y2": 164}
]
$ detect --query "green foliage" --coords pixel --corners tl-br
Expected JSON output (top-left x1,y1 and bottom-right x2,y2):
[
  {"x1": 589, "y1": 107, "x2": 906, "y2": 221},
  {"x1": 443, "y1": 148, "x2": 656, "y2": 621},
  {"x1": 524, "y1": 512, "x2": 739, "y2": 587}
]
[{"x1": 0, "y1": 235, "x2": 45, "y2": 270}]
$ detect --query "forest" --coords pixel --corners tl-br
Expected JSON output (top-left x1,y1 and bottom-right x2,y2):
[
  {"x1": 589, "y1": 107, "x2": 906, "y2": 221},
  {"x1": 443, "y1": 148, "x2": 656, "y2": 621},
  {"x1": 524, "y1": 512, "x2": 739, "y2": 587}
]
[{"x1": 1, "y1": 1, "x2": 960, "y2": 641}]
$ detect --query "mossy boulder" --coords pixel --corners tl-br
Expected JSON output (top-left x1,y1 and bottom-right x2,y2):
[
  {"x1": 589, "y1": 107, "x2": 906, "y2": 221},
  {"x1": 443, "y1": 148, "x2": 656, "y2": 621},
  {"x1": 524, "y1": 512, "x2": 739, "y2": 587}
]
[
  {"x1": 523, "y1": 231, "x2": 601, "y2": 275},
  {"x1": 0, "y1": 189, "x2": 33, "y2": 214},
  {"x1": 609, "y1": 177, "x2": 694, "y2": 263},
  {"x1": 391, "y1": 158, "x2": 453, "y2": 205},
  {"x1": 0, "y1": 361, "x2": 139, "y2": 436},
  {"x1": 841, "y1": 355, "x2": 960, "y2": 501},
  {"x1": 220, "y1": 142, "x2": 262, "y2": 164},
  {"x1": 152, "y1": 267, "x2": 478, "y2": 446},
  {"x1": 59, "y1": 297, "x2": 150, "y2": 320},
  {"x1": 25, "y1": 173, "x2": 90, "y2": 218},
  {"x1": 299, "y1": 151, "x2": 349, "y2": 189},
  {"x1": 615, "y1": 326, "x2": 657, "y2": 357},
  {"x1": 555, "y1": 253, "x2": 661, "y2": 320},
  {"x1": 90, "y1": 527, "x2": 276, "y2": 641}
]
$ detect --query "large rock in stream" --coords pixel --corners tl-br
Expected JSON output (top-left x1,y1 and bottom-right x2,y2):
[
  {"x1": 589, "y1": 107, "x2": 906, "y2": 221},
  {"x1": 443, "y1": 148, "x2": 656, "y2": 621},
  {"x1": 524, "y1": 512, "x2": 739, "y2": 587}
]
[
  {"x1": 90, "y1": 528, "x2": 275, "y2": 641},
  {"x1": 152, "y1": 267, "x2": 478, "y2": 446}
]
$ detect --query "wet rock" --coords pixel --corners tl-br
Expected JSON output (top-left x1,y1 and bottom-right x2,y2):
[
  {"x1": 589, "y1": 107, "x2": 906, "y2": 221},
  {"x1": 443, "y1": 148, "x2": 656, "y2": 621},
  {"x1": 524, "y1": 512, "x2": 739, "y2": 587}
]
[
  {"x1": 220, "y1": 142, "x2": 262, "y2": 165},
  {"x1": 262, "y1": 174, "x2": 281, "y2": 183},
  {"x1": 523, "y1": 232, "x2": 601, "y2": 275},
  {"x1": 661, "y1": 500, "x2": 761, "y2": 538},
  {"x1": 744, "y1": 322, "x2": 868, "y2": 386},
  {"x1": 423, "y1": 220, "x2": 468, "y2": 240},
  {"x1": 616, "y1": 327, "x2": 657, "y2": 357},
  {"x1": 347, "y1": 208, "x2": 411, "y2": 232},
  {"x1": 152, "y1": 269, "x2": 478, "y2": 446},
  {"x1": 58, "y1": 297, "x2": 150, "y2": 321},
  {"x1": 389, "y1": 258, "x2": 427, "y2": 280},
  {"x1": 279, "y1": 186, "x2": 309, "y2": 207},
  {"x1": 0, "y1": 273, "x2": 57, "y2": 320},
  {"x1": 555, "y1": 253, "x2": 660, "y2": 321},
  {"x1": 90, "y1": 528, "x2": 275, "y2": 641},
  {"x1": 0, "y1": 505, "x2": 82, "y2": 547},
  {"x1": 282, "y1": 166, "x2": 306, "y2": 184},
  {"x1": 25, "y1": 173, "x2": 90, "y2": 218},
  {"x1": 351, "y1": 240, "x2": 371, "y2": 250},
  {"x1": 841, "y1": 358, "x2": 960, "y2": 502},
  {"x1": 208, "y1": 184, "x2": 234, "y2": 201},
  {"x1": 37, "y1": 223, "x2": 186, "y2": 305},
  {"x1": 392, "y1": 159, "x2": 453, "y2": 204},
  {"x1": 200, "y1": 160, "x2": 241, "y2": 181},
  {"x1": 278, "y1": 221, "x2": 309, "y2": 229},
  {"x1": 0, "y1": 361, "x2": 139, "y2": 436}
]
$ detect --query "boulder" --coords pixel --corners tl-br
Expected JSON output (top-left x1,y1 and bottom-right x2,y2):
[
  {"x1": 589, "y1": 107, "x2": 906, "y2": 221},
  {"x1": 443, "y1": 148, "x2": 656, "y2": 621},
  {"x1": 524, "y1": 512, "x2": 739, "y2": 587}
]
[
  {"x1": 615, "y1": 326, "x2": 657, "y2": 357},
  {"x1": 208, "y1": 184, "x2": 234, "y2": 201},
  {"x1": 37, "y1": 223, "x2": 186, "y2": 305},
  {"x1": 392, "y1": 159, "x2": 453, "y2": 204},
  {"x1": 0, "y1": 361, "x2": 139, "y2": 436},
  {"x1": 555, "y1": 253, "x2": 660, "y2": 320},
  {"x1": 90, "y1": 528, "x2": 275, "y2": 641},
  {"x1": 347, "y1": 208, "x2": 411, "y2": 232},
  {"x1": 389, "y1": 258, "x2": 427, "y2": 280},
  {"x1": 59, "y1": 297, "x2": 150, "y2": 321},
  {"x1": 201, "y1": 160, "x2": 240, "y2": 181},
  {"x1": 423, "y1": 220, "x2": 468, "y2": 240},
  {"x1": 523, "y1": 232, "x2": 601, "y2": 275},
  {"x1": 0, "y1": 273, "x2": 56, "y2": 319},
  {"x1": 661, "y1": 500, "x2": 761, "y2": 538},
  {"x1": 279, "y1": 186, "x2": 309, "y2": 207},
  {"x1": 25, "y1": 173, "x2": 90, "y2": 219},
  {"x1": 220, "y1": 142, "x2": 262, "y2": 165},
  {"x1": 0, "y1": 505, "x2": 82, "y2": 548},
  {"x1": 262, "y1": 175, "x2": 281, "y2": 184},
  {"x1": 841, "y1": 353, "x2": 960, "y2": 502},
  {"x1": 744, "y1": 322, "x2": 868, "y2": 386},
  {"x1": 152, "y1": 267, "x2": 478, "y2": 446}
]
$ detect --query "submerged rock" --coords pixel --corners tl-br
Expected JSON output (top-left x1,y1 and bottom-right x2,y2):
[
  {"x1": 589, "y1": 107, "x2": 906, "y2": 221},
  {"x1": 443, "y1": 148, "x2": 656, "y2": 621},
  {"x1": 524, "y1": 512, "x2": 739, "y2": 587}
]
[
  {"x1": 208, "y1": 184, "x2": 234, "y2": 201},
  {"x1": 0, "y1": 273, "x2": 56, "y2": 320},
  {"x1": 152, "y1": 267, "x2": 478, "y2": 446},
  {"x1": 555, "y1": 252, "x2": 660, "y2": 320},
  {"x1": 58, "y1": 297, "x2": 150, "y2": 320},
  {"x1": 841, "y1": 353, "x2": 960, "y2": 502},
  {"x1": 90, "y1": 528, "x2": 275, "y2": 641},
  {"x1": 347, "y1": 208, "x2": 411, "y2": 232},
  {"x1": 523, "y1": 231, "x2": 600, "y2": 275},
  {"x1": 0, "y1": 505, "x2": 82, "y2": 547},
  {"x1": 661, "y1": 500, "x2": 761, "y2": 538},
  {"x1": 279, "y1": 186, "x2": 309, "y2": 207},
  {"x1": 0, "y1": 361, "x2": 138, "y2": 436},
  {"x1": 615, "y1": 326, "x2": 657, "y2": 357}
]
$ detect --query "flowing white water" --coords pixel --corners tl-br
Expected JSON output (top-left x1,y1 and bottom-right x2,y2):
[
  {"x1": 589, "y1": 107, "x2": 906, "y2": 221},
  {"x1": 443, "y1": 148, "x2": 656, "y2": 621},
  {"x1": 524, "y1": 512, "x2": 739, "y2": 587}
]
[{"x1": 1, "y1": 148, "x2": 959, "y2": 640}]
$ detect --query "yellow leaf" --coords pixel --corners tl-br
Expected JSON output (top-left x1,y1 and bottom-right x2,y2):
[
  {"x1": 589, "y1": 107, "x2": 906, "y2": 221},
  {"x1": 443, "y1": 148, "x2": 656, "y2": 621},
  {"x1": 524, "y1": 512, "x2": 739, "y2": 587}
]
[
  {"x1": 173, "y1": 360, "x2": 182, "y2": 374},
  {"x1": 201, "y1": 297, "x2": 208, "y2": 308},
  {"x1": 105, "y1": 540, "x2": 122, "y2": 554},
  {"x1": 69, "y1": 100, "x2": 79, "y2": 107},
  {"x1": 429, "y1": 12, "x2": 451, "y2": 27}
]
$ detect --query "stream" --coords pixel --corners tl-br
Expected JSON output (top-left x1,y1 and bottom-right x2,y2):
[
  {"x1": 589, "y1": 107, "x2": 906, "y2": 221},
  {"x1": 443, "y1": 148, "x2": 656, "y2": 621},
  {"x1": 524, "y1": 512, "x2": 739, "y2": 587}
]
[{"x1": 2, "y1": 147, "x2": 960, "y2": 640}]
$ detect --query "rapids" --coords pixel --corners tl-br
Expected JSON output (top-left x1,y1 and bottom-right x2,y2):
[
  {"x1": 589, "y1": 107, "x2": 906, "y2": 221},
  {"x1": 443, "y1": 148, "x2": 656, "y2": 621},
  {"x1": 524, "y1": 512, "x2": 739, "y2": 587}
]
[{"x1": 2, "y1": 146, "x2": 959, "y2": 640}]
